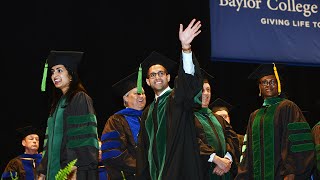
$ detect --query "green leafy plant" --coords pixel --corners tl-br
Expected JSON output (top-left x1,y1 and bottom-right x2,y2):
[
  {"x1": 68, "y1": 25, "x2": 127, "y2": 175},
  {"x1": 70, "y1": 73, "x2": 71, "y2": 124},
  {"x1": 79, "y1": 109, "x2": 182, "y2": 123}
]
[
  {"x1": 55, "y1": 159, "x2": 77, "y2": 180},
  {"x1": 0, "y1": 171, "x2": 18, "y2": 180},
  {"x1": 10, "y1": 171, "x2": 18, "y2": 180},
  {"x1": 10, "y1": 172, "x2": 18, "y2": 180}
]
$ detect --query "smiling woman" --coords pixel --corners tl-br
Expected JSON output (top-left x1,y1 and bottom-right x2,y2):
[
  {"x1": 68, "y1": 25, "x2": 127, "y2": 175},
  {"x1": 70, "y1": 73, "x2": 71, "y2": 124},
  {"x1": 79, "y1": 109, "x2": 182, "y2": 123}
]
[{"x1": 37, "y1": 50, "x2": 100, "y2": 180}]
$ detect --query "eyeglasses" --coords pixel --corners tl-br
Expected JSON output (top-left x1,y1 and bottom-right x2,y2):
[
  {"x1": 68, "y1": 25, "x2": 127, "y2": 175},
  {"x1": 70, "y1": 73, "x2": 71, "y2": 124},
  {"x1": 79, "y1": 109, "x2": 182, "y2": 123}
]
[
  {"x1": 220, "y1": 114, "x2": 229, "y2": 120},
  {"x1": 260, "y1": 79, "x2": 277, "y2": 86},
  {"x1": 148, "y1": 71, "x2": 166, "y2": 79}
]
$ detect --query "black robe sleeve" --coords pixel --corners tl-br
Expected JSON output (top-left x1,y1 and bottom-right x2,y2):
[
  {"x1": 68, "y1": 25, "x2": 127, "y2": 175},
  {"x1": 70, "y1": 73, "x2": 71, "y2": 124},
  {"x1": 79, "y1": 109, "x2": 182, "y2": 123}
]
[
  {"x1": 162, "y1": 53, "x2": 203, "y2": 180},
  {"x1": 63, "y1": 92, "x2": 99, "y2": 173}
]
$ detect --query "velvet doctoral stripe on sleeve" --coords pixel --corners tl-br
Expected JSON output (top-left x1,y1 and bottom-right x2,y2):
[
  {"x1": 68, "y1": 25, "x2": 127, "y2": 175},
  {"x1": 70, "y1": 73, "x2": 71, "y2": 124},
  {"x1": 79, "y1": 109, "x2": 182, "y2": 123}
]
[
  {"x1": 101, "y1": 108, "x2": 142, "y2": 180},
  {"x1": 236, "y1": 98, "x2": 314, "y2": 180},
  {"x1": 64, "y1": 92, "x2": 99, "y2": 175}
]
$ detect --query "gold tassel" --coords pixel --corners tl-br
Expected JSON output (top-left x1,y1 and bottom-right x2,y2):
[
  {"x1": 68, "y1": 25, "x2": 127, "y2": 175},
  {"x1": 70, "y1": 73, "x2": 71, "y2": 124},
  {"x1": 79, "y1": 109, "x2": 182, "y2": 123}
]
[
  {"x1": 137, "y1": 64, "x2": 142, "y2": 94},
  {"x1": 273, "y1": 63, "x2": 281, "y2": 95},
  {"x1": 41, "y1": 60, "x2": 48, "y2": 92}
]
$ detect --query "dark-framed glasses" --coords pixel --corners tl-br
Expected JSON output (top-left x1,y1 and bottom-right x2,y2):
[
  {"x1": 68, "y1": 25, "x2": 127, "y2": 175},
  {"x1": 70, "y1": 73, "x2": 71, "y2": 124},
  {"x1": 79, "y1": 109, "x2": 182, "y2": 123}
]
[
  {"x1": 260, "y1": 79, "x2": 277, "y2": 86},
  {"x1": 148, "y1": 71, "x2": 166, "y2": 79},
  {"x1": 220, "y1": 114, "x2": 229, "y2": 119}
]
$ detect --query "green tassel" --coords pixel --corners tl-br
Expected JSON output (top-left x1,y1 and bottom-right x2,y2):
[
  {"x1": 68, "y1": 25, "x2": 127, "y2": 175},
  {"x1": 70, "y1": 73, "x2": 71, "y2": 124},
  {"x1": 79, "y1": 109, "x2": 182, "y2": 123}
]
[
  {"x1": 121, "y1": 171, "x2": 126, "y2": 180},
  {"x1": 137, "y1": 64, "x2": 142, "y2": 94},
  {"x1": 41, "y1": 60, "x2": 48, "y2": 92}
]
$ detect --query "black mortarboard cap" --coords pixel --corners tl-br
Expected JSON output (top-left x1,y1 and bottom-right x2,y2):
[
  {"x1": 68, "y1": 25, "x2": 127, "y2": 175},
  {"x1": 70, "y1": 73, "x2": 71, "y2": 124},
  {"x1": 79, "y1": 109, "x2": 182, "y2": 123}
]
[
  {"x1": 210, "y1": 98, "x2": 233, "y2": 113},
  {"x1": 41, "y1": 50, "x2": 84, "y2": 92},
  {"x1": 247, "y1": 63, "x2": 284, "y2": 80},
  {"x1": 200, "y1": 68, "x2": 214, "y2": 82},
  {"x1": 248, "y1": 63, "x2": 282, "y2": 95},
  {"x1": 47, "y1": 50, "x2": 84, "y2": 72},
  {"x1": 140, "y1": 51, "x2": 177, "y2": 78},
  {"x1": 112, "y1": 71, "x2": 142, "y2": 97},
  {"x1": 16, "y1": 125, "x2": 39, "y2": 139}
]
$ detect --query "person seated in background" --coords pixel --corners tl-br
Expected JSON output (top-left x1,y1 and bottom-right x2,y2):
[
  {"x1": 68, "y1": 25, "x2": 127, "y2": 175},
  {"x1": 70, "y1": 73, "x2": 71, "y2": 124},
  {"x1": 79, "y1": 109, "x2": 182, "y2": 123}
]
[{"x1": 1, "y1": 125, "x2": 42, "y2": 180}]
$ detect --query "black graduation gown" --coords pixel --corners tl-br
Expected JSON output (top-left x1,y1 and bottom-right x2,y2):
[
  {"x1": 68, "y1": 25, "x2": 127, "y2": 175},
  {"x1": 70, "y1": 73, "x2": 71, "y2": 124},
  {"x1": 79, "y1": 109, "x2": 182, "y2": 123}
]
[
  {"x1": 136, "y1": 53, "x2": 203, "y2": 180},
  {"x1": 37, "y1": 92, "x2": 99, "y2": 180},
  {"x1": 236, "y1": 97, "x2": 315, "y2": 180}
]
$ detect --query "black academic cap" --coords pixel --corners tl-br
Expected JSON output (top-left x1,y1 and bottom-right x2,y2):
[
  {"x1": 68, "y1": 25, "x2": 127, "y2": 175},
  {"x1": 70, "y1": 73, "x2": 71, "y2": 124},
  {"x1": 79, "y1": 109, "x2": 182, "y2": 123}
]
[
  {"x1": 47, "y1": 50, "x2": 84, "y2": 72},
  {"x1": 41, "y1": 50, "x2": 84, "y2": 92},
  {"x1": 210, "y1": 98, "x2": 233, "y2": 113},
  {"x1": 16, "y1": 125, "x2": 39, "y2": 139},
  {"x1": 248, "y1": 63, "x2": 283, "y2": 80},
  {"x1": 112, "y1": 71, "x2": 142, "y2": 97},
  {"x1": 140, "y1": 51, "x2": 177, "y2": 78},
  {"x1": 200, "y1": 68, "x2": 214, "y2": 82},
  {"x1": 248, "y1": 63, "x2": 283, "y2": 95}
]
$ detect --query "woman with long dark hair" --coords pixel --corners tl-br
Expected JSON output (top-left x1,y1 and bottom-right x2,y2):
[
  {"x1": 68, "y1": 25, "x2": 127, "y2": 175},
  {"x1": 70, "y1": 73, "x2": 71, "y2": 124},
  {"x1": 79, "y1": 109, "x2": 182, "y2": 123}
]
[{"x1": 37, "y1": 50, "x2": 99, "y2": 180}]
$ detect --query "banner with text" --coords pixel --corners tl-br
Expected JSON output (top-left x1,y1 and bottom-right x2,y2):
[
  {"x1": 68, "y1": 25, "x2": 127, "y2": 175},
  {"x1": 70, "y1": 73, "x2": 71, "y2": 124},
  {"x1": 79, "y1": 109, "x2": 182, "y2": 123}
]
[{"x1": 210, "y1": 0, "x2": 320, "y2": 66}]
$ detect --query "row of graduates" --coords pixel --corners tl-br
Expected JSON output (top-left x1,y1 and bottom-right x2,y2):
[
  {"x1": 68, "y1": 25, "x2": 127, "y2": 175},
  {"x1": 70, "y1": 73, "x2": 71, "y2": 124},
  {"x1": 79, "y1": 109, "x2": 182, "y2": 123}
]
[
  {"x1": 101, "y1": 19, "x2": 319, "y2": 180},
  {"x1": 101, "y1": 18, "x2": 238, "y2": 180},
  {"x1": 102, "y1": 18, "x2": 319, "y2": 180},
  {"x1": 1, "y1": 18, "x2": 319, "y2": 180}
]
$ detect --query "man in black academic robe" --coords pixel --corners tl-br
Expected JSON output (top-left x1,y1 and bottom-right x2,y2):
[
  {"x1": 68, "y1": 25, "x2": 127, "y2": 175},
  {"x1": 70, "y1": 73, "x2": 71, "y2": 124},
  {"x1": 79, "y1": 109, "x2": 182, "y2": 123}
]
[{"x1": 136, "y1": 19, "x2": 204, "y2": 180}]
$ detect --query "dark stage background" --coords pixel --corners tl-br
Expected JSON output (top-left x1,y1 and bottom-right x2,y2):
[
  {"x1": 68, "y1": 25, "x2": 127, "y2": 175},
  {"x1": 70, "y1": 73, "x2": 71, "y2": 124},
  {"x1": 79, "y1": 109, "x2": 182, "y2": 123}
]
[{"x1": 1, "y1": 0, "x2": 319, "y2": 172}]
